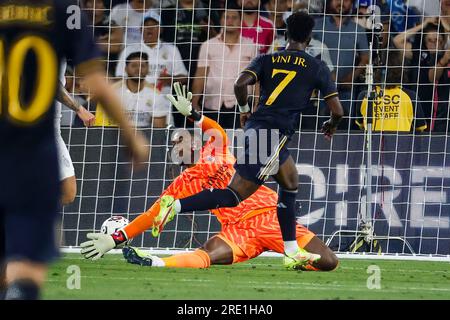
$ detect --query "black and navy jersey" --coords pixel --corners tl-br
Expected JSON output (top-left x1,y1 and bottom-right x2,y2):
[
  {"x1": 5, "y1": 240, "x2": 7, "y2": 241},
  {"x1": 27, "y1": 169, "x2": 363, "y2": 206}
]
[
  {"x1": 242, "y1": 49, "x2": 338, "y2": 132},
  {"x1": 0, "y1": 0, "x2": 102, "y2": 148}
]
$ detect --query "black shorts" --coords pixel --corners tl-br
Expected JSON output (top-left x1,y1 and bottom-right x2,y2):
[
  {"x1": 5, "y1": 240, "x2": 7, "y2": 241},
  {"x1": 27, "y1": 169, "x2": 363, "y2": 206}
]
[
  {"x1": 234, "y1": 119, "x2": 291, "y2": 185},
  {"x1": 0, "y1": 137, "x2": 60, "y2": 264}
]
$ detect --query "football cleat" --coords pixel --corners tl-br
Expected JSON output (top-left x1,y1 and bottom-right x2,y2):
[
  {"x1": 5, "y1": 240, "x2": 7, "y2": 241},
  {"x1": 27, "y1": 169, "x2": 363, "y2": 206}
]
[
  {"x1": 152, "y1": 195, "x2": 177, "y2": 237},
  {"x1": 283, "y1": 248, "x2": 321, "y2": 270},
  {"x1": 122, "y1": 247, "x2": 154, "y2": 266}
]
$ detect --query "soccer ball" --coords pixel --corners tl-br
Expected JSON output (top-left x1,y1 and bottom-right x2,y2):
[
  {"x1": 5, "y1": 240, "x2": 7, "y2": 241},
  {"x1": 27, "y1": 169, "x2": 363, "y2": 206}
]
[{"x1": 101, "y1": 216, "x2": 132, "y2": 247}]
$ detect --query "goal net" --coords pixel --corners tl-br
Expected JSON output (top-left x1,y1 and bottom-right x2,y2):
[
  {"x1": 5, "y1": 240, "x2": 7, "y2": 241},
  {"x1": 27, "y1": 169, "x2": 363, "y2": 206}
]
[{"x1": 59, "y1": 0, "x2": 450, "y2": 259}]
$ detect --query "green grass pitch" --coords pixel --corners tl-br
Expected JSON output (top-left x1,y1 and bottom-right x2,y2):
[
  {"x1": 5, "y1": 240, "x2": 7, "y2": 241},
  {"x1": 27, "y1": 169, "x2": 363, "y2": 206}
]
[{"x1": 43, "y1": 253, "x2": 450, "y2": 300}]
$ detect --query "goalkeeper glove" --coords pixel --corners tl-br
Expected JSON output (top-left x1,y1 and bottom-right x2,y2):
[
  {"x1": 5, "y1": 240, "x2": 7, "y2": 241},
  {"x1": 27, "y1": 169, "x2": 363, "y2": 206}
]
[
  {"x1": 166, "y1": 82, "x2": 201, "y2": 121},
  {"x1": 80, "y1": 230, "x2": 128, "y2": 260}
]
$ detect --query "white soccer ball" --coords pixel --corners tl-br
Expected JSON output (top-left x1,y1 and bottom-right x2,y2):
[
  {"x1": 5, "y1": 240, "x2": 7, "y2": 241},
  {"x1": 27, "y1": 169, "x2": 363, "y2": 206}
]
[{"x1": 101, "y1": 216, "x2": 131, "y2": 247}]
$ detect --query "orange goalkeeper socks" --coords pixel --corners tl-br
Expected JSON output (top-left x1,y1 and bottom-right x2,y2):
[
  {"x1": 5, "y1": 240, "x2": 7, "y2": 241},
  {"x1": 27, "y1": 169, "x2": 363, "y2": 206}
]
[
  {"x1": 123, "y1": 204, "x2": 161, "y2": 239},
  {"x1": 162, "y1": 250, "x2": 211, "y2": 268}
]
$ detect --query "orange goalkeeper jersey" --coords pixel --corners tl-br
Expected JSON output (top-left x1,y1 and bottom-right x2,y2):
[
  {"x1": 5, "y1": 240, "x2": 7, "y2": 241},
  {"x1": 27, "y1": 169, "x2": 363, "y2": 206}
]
[{"x1": 124, "y1": 116, "x2": 278, "y2": 239}]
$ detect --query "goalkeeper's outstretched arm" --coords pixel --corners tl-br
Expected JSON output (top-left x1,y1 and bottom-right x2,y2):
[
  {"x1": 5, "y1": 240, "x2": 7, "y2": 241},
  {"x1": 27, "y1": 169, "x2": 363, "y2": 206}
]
[{"x1": 166, "y1": 82, "x2": 228, "y2": 145}]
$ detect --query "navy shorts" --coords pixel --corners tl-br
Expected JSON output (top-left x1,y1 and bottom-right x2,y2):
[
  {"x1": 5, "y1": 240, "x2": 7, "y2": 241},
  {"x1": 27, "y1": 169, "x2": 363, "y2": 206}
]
[
  {"x1": 234, "y1": 119, "x2": 291, "y2": 185},
  {"x1": 0, "y1": 137, "x2": 60, "y2": 264}
]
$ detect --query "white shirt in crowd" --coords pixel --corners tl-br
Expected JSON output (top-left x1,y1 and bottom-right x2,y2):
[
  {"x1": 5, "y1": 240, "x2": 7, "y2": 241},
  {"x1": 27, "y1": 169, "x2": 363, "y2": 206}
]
[
  {"x1": 115, "y1": 41, "x2": 187, "y2": 116},
  {"x1": 115, "y1": 42, "x2": 187, "y2": 91},
  {"x1": 110, "y1": 3, "x2": 159, "y2": 45},
  {"x1": 114, "y1": 80, "x2": 168, "y2": 127}
]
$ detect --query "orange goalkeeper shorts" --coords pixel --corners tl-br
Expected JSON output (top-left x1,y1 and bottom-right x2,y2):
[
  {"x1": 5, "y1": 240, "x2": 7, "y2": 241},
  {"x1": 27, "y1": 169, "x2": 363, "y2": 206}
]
[{"x1": 216, "y1": 209, "x2": 315, "y2": 263}]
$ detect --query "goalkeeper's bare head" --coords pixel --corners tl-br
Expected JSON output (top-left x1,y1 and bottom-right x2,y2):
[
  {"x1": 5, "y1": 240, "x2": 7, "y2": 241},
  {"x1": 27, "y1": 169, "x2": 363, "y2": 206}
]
[
  {"x1": 169, "y1": 128, "x2": 202, "y2": 168},
  {"x1": 285, "y1": 10, "x2": 315, "y2": 46}
]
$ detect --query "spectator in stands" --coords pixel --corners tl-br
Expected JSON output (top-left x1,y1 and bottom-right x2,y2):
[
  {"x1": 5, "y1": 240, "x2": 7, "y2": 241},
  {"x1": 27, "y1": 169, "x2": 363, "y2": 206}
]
[
  {"x1": 293, "y1": 0, "x2": 324, "y2": 16},
  {"x1": 161, "y1": 0, "x2": 219, "y2": 82},
  {"x1": 115, "y1": 14, "x2": 188, "y2": 127},
  {"x1": 355, "y1": 51, "x2": 427, "y2": 132},
  {"x1": 82, "y1": 0, "x2": 123, "y2": 76},
  {"x1": 313, "y1": 0, "x2": 370, "y2": 130},
  {"x1": 273, "y1": 6, "x2": 334, "y2": 72},
  {"x1": 110, "y1": 0, "x2": 159, "y2": 45},
  {"x1": 354, "y1": 0, "x2": 392, "y2": 50},
  {"x1": 192, "y1": 4, "x2": 258, "y2": 129},
  {"x1": 439, "y1": 0, "x2": 450, "y2": 45},
  {"x1": 393, "y1": 17, "x2": 440, "y2": 66},
  {"x1": 409, "y1": 0, "x2": 441, "y2": 19},
  {"x1": 426, "y1": 44, "x2": 450, "y2": 132},
  {"x1": 400, "y1": 0, "x2": 450, "y2": 50},
  {"x1": 394, "y1": 21, "x2": 447, "y2": 131},
  {"x1": 97, "y1": 51, "x2": 168, "y2": 128},
  {"x1": 263, "y1": 0, "x2": 289, "y2": 43},
  {"x1": 388, "y1": 0, "x2": 422, "y2": 34},
  {"x1": 237, "y1": 0, "x2": 275, "y2": 54}
]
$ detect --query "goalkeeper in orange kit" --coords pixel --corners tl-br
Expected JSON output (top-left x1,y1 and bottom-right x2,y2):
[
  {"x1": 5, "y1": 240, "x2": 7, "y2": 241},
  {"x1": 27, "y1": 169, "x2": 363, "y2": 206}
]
[{"x1": 81, "y1": 83, "x2": 338, "y2": 271}]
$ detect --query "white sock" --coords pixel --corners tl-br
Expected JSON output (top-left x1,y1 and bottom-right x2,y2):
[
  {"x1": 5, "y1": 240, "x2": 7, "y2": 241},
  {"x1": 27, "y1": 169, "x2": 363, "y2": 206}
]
[
  {"x1": 151, "y1": 256, "x2": 166, "y2": 267},
  {"x1": 173, "y1": 200, "x2": 181, "y2": 213},
  {"x1": 284, "y1": 241, "x2": 299, "y2": 255}
]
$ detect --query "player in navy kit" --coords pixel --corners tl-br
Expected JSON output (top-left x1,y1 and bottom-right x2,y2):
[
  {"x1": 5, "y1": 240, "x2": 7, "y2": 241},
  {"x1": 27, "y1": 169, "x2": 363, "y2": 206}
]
[
  {"x1": 0, "y1": 0, "x2": 149, "y2": 299},
  {"x1": 155, "y1": 11, "x2": 344, "y2": 269}
]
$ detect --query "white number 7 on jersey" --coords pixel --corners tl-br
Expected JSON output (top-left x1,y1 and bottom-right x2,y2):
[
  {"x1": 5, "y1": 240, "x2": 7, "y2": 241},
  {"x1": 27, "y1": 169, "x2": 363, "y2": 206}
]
[{"x1": 266, "y1": 69, "x2": 297, "y2": 106}]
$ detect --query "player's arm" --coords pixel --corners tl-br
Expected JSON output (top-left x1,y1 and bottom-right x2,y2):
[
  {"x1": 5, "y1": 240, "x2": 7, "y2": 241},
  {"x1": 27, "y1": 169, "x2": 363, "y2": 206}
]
[
  {"x1": 59, "y1": 3, "x2": 149, "y2": 166},
  {"x1": 317, "y1": 62, "x2": 344, "y2": 140},
  {"x1": 321, "y1": 96, "x2": 344, "y2": 140},
  {"x1": 234, "y1": 72, "x2": 256, "y2": 128},
  {"x1": 234, "y1": 71, "x2": 256, "y2": 109},
  {"x1": 166, "y1": 82, "x2": 228, "y2": 146},
  {"x1": 235, "y1": 55, "x2": 264, "y2": 128},
  {"x1": 56, "y1": 81, "x2": 95, "y2": 127}
]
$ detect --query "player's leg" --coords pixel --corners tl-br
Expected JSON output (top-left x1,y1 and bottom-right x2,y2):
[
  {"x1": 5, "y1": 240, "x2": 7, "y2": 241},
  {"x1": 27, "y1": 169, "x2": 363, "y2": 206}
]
[
  {"x1": 161, "y1": 236, "x2": 234, "y2": 268},
  {"x1": 302, "y1": 236, "x2": 339, "y2": 271},
  {"x1": 153, "y1": 174, "x2": 259, "y2": 235},
  {"x1": 3, "y1": 142, "x2": 60, "y2": 300},
  {"x1": 272, "y1": 155, "x2": 321, "y2": 268},
  {"x1": 202, "y1": 236, "x2": 234, "y2": 264},
  {"x1": 56, "y1": 133, "x2": 76, "y2": 206},
  {"x1": 123, "y1": 236, "x2": 235, "y2": 268},
  {"x1": 273, "y1": 155, "x2": 300, "y2": 254},
  {"x1": 174, "y1": 173, "x2": 259, "y2": 213},
  {"x1": 60, "y1": 176, "x2": 76, "y2": 206},
  {"x1": 4, "y1": 198, "x2": 59, "y2": 299},
  {"x1": 4, "y1": 210, "x2": 58, "y2": 300}
]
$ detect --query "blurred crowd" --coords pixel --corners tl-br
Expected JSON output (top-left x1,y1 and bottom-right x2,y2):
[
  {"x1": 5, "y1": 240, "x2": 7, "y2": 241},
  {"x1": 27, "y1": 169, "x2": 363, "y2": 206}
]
[{"x1": 61, "y1": 0, "x2": 450, "y2": 133}]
